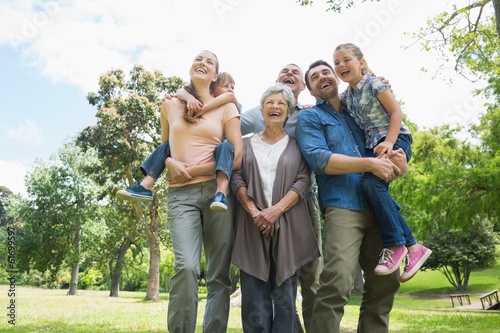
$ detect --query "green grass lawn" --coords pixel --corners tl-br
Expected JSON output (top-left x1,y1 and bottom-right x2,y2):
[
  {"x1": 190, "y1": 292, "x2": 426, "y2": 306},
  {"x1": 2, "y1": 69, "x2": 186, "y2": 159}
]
[{"x1": 1, "y1": 261, "x2": 499, "y2": 333}]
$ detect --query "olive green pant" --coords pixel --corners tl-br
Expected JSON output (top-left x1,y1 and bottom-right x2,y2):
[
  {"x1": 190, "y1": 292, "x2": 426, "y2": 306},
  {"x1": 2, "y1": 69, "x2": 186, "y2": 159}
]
[
  {"x1": 310, "y1": 207, "x2": 400, "y2": 333},
  {"x1": 167, "y1": 180, "x2": 234, "y2": 333}
]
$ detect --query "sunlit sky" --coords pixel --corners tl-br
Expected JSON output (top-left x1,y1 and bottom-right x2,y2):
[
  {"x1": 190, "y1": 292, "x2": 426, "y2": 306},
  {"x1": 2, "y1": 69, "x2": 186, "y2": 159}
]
[{"x1": 0, "y1": 0, "x2": 491, "y2": 196}]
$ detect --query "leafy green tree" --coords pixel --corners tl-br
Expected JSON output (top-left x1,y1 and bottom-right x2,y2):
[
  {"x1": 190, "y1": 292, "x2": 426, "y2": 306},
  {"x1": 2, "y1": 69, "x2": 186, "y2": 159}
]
[
  {"x1": 77, "y1": 201, "x2": 143, "y2": 296},
  {"x1": 295, "y1": 0, "x2": 380, "y2": 13},
  {"x1": 388, "y1": 122, "x2": 500, "y2": 289},
  {"x1": 295, "y1": 1, "x2": 499, "y2": 36},
  {"x1": 77, "y1": 65, "x2": 183, "y2": 300},
  {"x1": 407, "y1": 1, "x2": 499, "y2": 82},
  {"x1": 424, "y1": 221, "x2": 497, "y2": 290},
  {"x1": 0, "y1": 186, "x2": 14, "y2": 227},
  {"x1": 17, "y1": 141, "x2": 105, "y2": 295},
  {"x1": 390, "y1": 123, "x2": 499, "y2": 235},
  {"x1": 0, "y1": 187, "x2": 15, "y2": 281},
  {"x1": 295, "y1": 1, "x2": 500, "y2": 81}
]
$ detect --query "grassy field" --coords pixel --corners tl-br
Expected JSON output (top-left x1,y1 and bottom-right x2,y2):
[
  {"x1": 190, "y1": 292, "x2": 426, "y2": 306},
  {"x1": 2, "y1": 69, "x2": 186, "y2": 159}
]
[{"x1": 1, "y1": 261, "x2": 499, "y2": 333}]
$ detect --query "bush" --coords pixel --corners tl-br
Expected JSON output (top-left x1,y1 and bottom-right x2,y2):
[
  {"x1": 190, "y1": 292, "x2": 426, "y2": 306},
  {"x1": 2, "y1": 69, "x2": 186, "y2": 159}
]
[{"x1": 79, "y1": 268, "x2": 104, "y2": 290}]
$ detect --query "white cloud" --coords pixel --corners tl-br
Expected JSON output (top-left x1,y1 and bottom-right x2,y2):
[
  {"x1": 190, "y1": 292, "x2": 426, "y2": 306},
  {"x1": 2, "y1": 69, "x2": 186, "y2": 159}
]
[
  {"x1": 7, "y1": 120, "x2": 45, "y2": 146},
  {"x1": 0, "y1": 0, "x2": 493, "y2": 203},
  {"x1": 0, "y1": 160, "x2": 28, "y2": 197},
  {"x1": 0, "y1": 0, "x2": 493, "y2": 130}
]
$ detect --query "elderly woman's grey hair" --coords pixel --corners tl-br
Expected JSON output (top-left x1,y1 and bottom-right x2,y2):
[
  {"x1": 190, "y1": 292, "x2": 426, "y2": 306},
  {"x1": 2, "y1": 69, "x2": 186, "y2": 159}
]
[{"x1": 259, "y1": 83, "x2": 295, "y2": 116}]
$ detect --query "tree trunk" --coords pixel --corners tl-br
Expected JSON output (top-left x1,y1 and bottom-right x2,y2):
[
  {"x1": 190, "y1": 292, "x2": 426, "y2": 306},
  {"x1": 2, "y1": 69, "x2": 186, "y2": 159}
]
[
  {"x1": 143, "y1": 204, "x2": 161, "y2": 301},
  {"x1": 126, "y1": 167, "x2": 161, "y2": 301},
  {"x1": 109, "y1": 237, "x2": 133, "y2": 297},
  {"x1": 67, "y1": 223, "x2": 81, "y2": 295},
  {"x1": 493, "y1": 0, "x2": 500, "y2": 37},
  {"x1": 145, "y1": 233, "x2": 161, "y2": 301}
]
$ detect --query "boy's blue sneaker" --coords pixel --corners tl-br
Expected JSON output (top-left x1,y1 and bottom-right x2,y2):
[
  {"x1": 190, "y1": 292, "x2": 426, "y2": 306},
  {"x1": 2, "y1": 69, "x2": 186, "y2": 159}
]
[
  {"x1": 116, "y1": 182, "x2": 153, "y2": 203},
  {"x1": 210, "y1": 192, "x2": 228, "y2": 212}
]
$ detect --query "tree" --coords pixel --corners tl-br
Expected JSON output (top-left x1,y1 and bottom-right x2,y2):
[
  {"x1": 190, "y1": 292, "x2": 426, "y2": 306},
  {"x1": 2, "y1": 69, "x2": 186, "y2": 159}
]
[
  {"x1": 296, "y1": 1, "x2": 499, "y2": 36},
  {"x1": 295, "y1": 1, "x2": 500, "y2": 81},
  {"x1": 77, "y1": 65, "x2": 184, "y2": 300},
  {"x1": 0, "y1": 186, "x2": 14, "y2": 228},
  {"x1": 0, "y1": 187, "x2": 16, "y2": 281},
  {"x1": 407, "y1": 1, "x2": 499, "y2": 82},
  {"x1": 83, "y1": 201, "x2": 143, "y2": 297},
  {"x1": 423, "y1": 221, "x2": 497, "y2": 290},
  {"x1": 295, "y1": 0, "x2": 380, "y2": 13},
  {"x1": 385, "y1": 121, "x2": 500, "y2": 290},
  {"x1": 388, "y1": 123, "x2": 499, "y2": 237},
  {"x1": 17, "y1": 141, "x2": 105, "y2": 295}
]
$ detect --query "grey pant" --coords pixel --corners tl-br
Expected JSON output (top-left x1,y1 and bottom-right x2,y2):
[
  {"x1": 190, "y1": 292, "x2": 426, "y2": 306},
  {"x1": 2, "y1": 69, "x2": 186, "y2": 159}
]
[
  {"x1": 167, "y1": 180, "x2": 234, "y2": 333},
  {"x1": 310, "y1": 207, "x2": 400, "y2": 333}
]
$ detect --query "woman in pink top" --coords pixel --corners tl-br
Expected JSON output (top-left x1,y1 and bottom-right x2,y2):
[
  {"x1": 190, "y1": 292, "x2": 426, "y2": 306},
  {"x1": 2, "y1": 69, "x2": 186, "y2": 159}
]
[{"x1": 160, "y1": 50, "x2": 242, "y2": 333}]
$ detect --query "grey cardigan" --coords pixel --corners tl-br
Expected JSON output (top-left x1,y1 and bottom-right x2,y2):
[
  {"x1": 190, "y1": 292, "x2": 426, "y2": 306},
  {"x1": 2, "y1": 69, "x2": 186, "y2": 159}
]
[{"x1": 231, "y1": 135, "x2": 320, "y2": 286}]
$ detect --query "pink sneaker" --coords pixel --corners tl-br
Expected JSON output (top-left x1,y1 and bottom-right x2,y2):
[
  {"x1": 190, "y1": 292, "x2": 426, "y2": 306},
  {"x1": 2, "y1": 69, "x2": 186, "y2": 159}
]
[
  {"x1": 374, "y1": 246, "x2": 408, "y2": 275},
  {"x1": 400, "y1": 245, "x2": 432, "y2": 283}
]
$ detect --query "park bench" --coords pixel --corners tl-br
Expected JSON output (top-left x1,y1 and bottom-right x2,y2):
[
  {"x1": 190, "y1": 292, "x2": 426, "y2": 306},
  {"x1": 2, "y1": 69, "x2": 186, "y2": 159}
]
[
  {"x1": 480, "y1": 290, "x2": 499, "y2": 310},
  {"x1": 449, "y1": 293, "x2": 470, "y2": 307}
]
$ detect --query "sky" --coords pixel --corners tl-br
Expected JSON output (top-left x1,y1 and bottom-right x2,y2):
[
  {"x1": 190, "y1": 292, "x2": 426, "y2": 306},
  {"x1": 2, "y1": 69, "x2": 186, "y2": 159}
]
[{"x1": 0, "y1": 0, "x2": 492, "y2": 197}]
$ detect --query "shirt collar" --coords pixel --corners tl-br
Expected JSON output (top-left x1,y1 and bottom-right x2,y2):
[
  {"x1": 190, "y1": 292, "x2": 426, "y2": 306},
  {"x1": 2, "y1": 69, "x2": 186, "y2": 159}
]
[
  {"x1": 353, "y1": 73, "x2": 371, "y2": 91},
  {"x1": 314, "y1": 99, "x2": 350, "y2": 115}
]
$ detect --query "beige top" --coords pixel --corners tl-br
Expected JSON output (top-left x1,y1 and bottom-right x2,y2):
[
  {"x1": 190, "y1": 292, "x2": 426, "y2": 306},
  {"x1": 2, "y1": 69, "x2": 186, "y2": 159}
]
[{"x1": 166, "y1": 99, "x2": 240, "y2": 187}]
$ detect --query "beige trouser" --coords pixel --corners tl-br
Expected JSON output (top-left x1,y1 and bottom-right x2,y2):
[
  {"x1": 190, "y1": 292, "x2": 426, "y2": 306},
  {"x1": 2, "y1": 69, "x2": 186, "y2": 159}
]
[{"x1": 310, "y1": 207, "x2": 400, "y2": 333}]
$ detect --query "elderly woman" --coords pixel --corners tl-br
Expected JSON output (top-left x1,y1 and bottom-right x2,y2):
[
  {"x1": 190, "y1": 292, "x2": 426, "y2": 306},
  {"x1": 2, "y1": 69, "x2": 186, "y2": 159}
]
[{"x1": 231, "y1": 83, "x2": 320, "y2": 333}]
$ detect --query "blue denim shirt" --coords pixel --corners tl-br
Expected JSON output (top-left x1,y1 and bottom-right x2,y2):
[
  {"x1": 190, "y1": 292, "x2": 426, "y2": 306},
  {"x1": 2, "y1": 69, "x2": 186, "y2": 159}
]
[{"x1": 296, "y1": 99, "x2": 369, "y2": 212}]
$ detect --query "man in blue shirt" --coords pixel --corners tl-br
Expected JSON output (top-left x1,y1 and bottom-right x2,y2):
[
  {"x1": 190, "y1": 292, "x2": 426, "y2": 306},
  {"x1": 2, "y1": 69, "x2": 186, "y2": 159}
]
[{"x1": 296, "y1": 60, "x2": 407, "y2": 333}]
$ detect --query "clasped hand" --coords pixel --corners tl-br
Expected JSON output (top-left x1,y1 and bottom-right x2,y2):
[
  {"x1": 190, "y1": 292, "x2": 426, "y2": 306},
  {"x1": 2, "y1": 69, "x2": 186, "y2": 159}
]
[
  {"x1": 165, "y1": 158, "x2": 193, "y2": 185},
  {"x1": 252, "y1": 206, "x2": 283, "y2": 237},
  {"x1": 372, "y1": 148, "x2": 408, "y2": 183}
]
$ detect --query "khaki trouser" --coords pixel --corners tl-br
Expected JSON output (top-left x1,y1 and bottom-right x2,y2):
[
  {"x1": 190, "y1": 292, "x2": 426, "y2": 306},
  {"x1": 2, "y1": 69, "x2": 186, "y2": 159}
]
[
  {"x1": 167, "y1": 180, "x2": 234, "y2": 333},
  {"x1": 310, "y1": 207, "x2": 400, "y2": 333}
]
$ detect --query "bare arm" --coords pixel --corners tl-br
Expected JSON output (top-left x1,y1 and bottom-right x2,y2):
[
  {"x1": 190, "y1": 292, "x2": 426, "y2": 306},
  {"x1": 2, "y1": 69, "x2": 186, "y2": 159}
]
[
  {"x1": 235, "y1": 186, "x2": 260, "y2": 217},
  {"x1": 324, "y1": 153, "x2": 402, "y2": 183},
  {"x1": 161, "y1": 99, "x2": 195, "y2": 184},
  {"x1": 224, "y1": 117, "x2": 243, "y2": 170},
  {"x1": 160, "y1": 101, "x2": 170, "y2": 143},
  {"x1": 202, "y1": 92, "x2": 240, "y2": 114},
  {"x1": 176, "y1": 88, "x2": 203, "y2": 116},
  {"x1": 165, "y1": 159, "x2": 216, "y2": 185},
  {"x1": 186, "y1": 162, "x2": 216, "y2": 178},
  {"x1": 374, "y1": 90, "x2": 403, "y2": 157}
]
